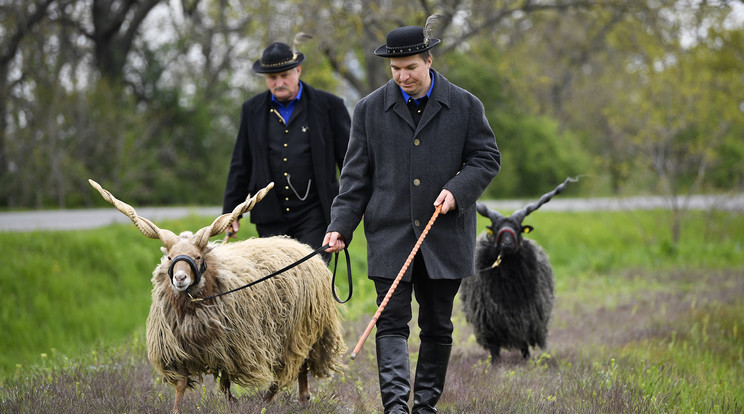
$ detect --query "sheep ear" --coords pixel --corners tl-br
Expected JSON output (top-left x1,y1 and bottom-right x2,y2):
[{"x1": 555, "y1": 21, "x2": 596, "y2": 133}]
[
  {"x1": 193, "y1": 182, "x2": 275, "y2": 247},
  {"x1": 522, "y1": 225, "x2": 534, "y2": 234},
  {"x1": 88, "y1": 179, "x2": 178, "y2": 249}
]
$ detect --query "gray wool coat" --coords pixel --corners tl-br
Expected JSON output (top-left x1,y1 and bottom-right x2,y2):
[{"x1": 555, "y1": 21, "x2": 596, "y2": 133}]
[{"x1": 328, "y1": 69, "x2": 501, "y2": 281}]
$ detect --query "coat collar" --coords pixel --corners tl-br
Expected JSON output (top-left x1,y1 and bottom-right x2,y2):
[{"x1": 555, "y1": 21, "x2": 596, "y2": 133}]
[{"x1": 383, "y1": 69, "x2": 450, "y2": 131}]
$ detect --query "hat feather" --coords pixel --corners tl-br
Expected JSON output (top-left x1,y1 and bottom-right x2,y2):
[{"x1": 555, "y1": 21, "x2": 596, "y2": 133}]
[
  {"x1": 423, "y1": 13, "x2": 445, "y2": 42},
  {"x1": 292, "y1": 32, "x2": 313, "y2": 52}
]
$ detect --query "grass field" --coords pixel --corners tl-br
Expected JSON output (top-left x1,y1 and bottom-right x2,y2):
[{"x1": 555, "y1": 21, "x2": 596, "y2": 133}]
[{"x1": 1, "y1": 208, "x2": 742, "y2": 413}]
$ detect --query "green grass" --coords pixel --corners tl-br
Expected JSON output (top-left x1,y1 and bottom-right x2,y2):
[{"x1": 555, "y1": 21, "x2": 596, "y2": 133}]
[{"x1": 1, "y1": 208, "x2": 742, "y2": 412}]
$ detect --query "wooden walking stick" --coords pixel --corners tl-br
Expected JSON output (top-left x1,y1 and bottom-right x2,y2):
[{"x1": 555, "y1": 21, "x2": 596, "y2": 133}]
[{"x1": 350, "y1": 204, "x2": 443, "y2": 360}]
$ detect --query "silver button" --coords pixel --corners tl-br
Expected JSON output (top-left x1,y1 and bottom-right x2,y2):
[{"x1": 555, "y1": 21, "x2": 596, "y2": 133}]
[
  {"x1": 413, "y1": 179, "x2": 420, "y2": 186},
  {"x1": 414, "y1": 220, "x2": 420, "y2": 227},
  {"x1": 413, "y1": 139, "x2": 420, "y2": 146}
]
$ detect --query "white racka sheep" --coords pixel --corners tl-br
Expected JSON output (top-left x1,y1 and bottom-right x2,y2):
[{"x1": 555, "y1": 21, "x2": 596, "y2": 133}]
[
  {"x1": 460, "y1": 177, "x2": 575, "y2": 361},
  {"x1": 88, "y1": 180, "x2": 346, "y2": 413}
]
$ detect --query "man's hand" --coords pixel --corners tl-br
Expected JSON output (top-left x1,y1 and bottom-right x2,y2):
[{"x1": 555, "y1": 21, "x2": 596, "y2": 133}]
[
  {"x1": 323, "y1": 231, "x2": 346, "y2": 253},
  {"x1": 226, "y1": 219, "x2": 240, "y2": 238},
  {"x1": 434, "y1": 189, "x2": 456, "y2": 214}
]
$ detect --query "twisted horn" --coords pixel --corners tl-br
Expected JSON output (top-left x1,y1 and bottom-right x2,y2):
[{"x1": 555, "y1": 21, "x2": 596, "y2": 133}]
[
  {"x1": 88, "y1": 179, "x2": 179, "y2": 248},
  {"x1": 193, "y1": 182, "x2": 275, "y2": 247},
  {"x1": 511, "y1": 176, "x2": 579, "y2": 224}
]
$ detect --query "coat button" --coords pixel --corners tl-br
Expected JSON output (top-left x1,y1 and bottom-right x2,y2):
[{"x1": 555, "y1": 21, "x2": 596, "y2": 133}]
[
  {"x1": 413, "y1": 179, "x2": 420, "y2": 186},
  {"x1": 413, "y1": 139, "x2": 420, "y2": 146},
  {"x1": 414, "y1": 220, "x2": 420, "y2": 227}
]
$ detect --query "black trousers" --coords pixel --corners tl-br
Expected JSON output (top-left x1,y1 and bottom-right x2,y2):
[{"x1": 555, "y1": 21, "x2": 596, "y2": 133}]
[
  {"x1": 255, "y1": 202, "x2": 330, "y2": 263},
  {"x1": 372, "y1": 252, "x2": 461, "y2": 344}
]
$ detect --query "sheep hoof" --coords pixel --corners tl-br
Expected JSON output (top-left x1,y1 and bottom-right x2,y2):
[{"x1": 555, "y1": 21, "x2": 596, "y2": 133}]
[
  {"x1": 263, "y1": 384, "x2": 278, "y2": 402},
  {"x1": 521, "y1": 348, "x2": 530, "y2": 359}
]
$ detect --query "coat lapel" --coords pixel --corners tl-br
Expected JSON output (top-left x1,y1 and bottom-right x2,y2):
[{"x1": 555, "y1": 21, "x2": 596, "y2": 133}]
[
  {"x1": 383, "y1": 80, "x2": 415, "y2": 131},
  {"x1": 416, "y1": 70, "x2": 450, "y2": 135}
]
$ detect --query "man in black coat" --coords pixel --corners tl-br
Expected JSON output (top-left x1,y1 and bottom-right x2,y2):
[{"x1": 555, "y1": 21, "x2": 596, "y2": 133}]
[
  {"x1": 324, "y1": 24, "x2": 501, "y2": 413},
  {"x1": 223, "y1": 41, "x2": 350, "y2": 259}
]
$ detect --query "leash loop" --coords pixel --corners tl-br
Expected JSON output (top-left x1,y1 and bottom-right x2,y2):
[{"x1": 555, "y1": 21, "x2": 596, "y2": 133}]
[{"x1": 331, "y1": 247, "x2": 353, "y2": 303}]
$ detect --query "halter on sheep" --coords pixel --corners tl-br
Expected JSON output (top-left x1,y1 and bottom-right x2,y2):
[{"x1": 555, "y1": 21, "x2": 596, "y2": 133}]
[
  {"x1": 88, "y1": 179, "x2": 346, "y2": 413},
  {"x1": 461, "y1": 177, "x2": 576, "y2": 361}
]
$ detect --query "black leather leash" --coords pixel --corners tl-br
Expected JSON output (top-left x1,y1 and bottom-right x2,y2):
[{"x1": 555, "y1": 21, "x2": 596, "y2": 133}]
[{"x1": 188, "y1": 244, "x2": 352, "y2": 304}]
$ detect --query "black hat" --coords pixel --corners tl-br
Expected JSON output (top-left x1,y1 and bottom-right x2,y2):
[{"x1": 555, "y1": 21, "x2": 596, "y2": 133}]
[
  {"x1": 374, "y1": 26, "x2": 441, "y2": 58},
  {"x1": 252, "y1": 42, "x2": 305, "y2": 74}
]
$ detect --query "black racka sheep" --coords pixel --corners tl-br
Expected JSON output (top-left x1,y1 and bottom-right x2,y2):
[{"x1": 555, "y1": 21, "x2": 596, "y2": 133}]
[{"x1": 460, "y1": 177, "x2": 576, "y2": 360}]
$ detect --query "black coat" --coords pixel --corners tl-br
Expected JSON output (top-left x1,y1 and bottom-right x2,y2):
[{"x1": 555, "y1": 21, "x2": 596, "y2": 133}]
[
  {"x1": 328, "y1": 70, "x2": 501, "y2": 281},
  {"x1": 223, "y1": 82, "x2": 351, "y2": 225}
]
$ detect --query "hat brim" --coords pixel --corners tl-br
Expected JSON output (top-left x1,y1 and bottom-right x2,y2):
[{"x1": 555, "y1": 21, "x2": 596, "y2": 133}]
[
  {"x1": 373, "y1": 38, "x2": 440, "y2": 58},
  {"x1": 252, "y1": 53, "x2": 305, "y2": 74}
]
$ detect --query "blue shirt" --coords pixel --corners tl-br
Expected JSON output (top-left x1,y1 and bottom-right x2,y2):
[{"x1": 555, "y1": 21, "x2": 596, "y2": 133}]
[
  {"x1": 399, "y1": 70, "x2": 435, "y2": 105},
  {"x1": 271, "y1": 82, "x2": 304, "y2": 123}
]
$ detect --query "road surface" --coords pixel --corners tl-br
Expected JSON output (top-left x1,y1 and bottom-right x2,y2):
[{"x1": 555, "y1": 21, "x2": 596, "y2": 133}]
[{"x1": 1, "y1": 194, "x2": 742, "y2": 232}]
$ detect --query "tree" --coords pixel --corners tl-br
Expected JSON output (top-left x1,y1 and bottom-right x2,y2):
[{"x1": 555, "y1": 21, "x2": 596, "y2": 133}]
[
  {"x1": 603, "y1": 3, "x2": 744, "y2": 243},
  {"x1": 0, "y1": 0, "x2": 60, "y2": 206}
]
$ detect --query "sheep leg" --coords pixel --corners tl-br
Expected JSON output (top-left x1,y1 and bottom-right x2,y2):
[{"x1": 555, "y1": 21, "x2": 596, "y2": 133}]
[
  {"x1": 487, "y1": 343, "x2": 501, "y2": 363},
  {"x1": 219, "y1": 372, "x2": 236, "y2": 404},
  {"x1": 521, "y1": 347, "x2": 530, "y2": 359},
  {"x1": 298, "y1": 360, "x2": 311, "y2": 403},
  {"x1": 172, "y1": 377, "x2": 188, "y2": 414},
  {"x1": 263, "y1": 384, "x2": 278, "y2": 402}
]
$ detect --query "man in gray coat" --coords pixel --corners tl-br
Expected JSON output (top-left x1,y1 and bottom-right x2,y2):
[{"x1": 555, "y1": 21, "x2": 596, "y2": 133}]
[{"x1": 324, "y1": 24, "x2": 501, "y2": 413}]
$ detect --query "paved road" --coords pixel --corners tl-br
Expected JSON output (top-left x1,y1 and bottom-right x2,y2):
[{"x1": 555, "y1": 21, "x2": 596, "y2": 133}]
[{"x1": 1, "y1": 194, "x2": 742, "y2": 232}]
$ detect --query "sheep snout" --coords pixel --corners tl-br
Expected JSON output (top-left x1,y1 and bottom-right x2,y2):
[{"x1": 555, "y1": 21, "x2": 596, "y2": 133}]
[
  {"x1": 171, "y1": 270, "x2": 192, "y2": 291},
  {"x1": 497, "y1": 228, "x2": 518, "y2": 254}
]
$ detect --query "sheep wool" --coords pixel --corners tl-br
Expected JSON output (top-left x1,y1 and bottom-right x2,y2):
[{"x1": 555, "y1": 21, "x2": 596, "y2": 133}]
[
  {"x1": 146, "y1": 235, "x2": 347, "y2": 390},
  {"x1": 461, "y1": 235, "x2": 554, "y2": 359},
  {"x1": 87, "y1": 179, "x2": 345, "y2": 411}
]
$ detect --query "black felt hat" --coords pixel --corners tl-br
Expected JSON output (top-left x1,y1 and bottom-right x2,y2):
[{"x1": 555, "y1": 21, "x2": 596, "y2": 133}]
[
  {"x1": 374, "y1": 26, "x2": 441, "y2": 58},
  {"x1": 252, "y1": 42, "x2": 305, "y2": 74}
]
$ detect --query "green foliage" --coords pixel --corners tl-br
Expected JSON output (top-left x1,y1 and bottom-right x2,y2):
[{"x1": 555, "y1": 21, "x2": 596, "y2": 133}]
[
  {"x1": 484, "y1": 114, "x2": 591, "y2": 198},
  {"x1": 442, "y1": 43, "x2": 591, "y2": 198}
]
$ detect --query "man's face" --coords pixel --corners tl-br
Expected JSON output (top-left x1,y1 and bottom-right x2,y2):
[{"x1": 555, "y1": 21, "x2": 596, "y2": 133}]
[
  {"x1": 390, "y1": 54, "x2": 432, "y2": 99},
  {"x1": 265, "y1": 66, "x2": 301, "y2": 102}
]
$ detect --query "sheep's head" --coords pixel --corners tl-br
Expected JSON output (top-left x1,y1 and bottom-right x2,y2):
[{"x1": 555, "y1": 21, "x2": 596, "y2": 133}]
[
  {"x1": 88, "y1": 179, "x2": 274, "y2": 291},
  {"x1": 477, "y1": 177, "x2": 577, "y2": 256},
  {"x1": 162, "y1": 234, "x2": 210, "y2": 292},
  {"x1": 477, "y1": 204, "x2": 531, "y2": 255}
]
